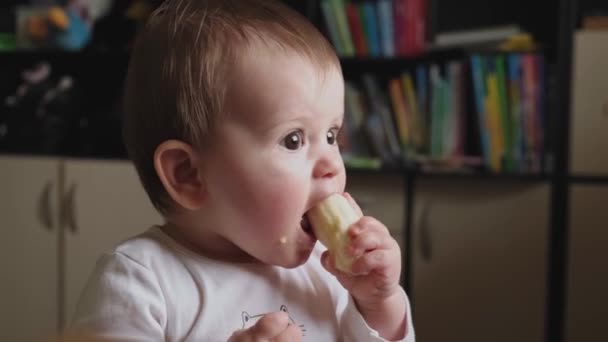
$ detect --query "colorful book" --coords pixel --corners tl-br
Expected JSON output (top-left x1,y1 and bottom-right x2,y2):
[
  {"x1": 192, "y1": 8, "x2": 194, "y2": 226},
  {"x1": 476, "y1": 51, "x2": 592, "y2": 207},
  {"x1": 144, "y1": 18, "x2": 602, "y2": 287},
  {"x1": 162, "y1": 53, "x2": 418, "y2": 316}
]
[
  {"x1": 320, "y1": 0, "x2": 344, "y2": 54},
  {"x1": 522, "y1": 53, "x2": 538, "y2": 171},
  {"x1": 393, "y1": 0, "x2": 408, "y2": 56},
  {"x1": 365, "y1": 114, "x2": 392, "y2": 162},
  {"x1": 388, "y1": 78, "x2": 411, "y2": 147},
  {"x1": 448, "y1": 61, "x2": 465, "y2": 157},
  {"x1": 401, "y1": 72, "x2": 422, "y2": 150},
  {"x1": 344, "y1": 82, "x2": 370, "y2": 157},
  {"x1": 470, "y1": 55, "x2": 491, "y2": 168},
  {"x1": 345, "y1": 3, "x2": 368, "y2": 56},
  {"x1": 536, "y1": 53, "x2": 546, "y2": 172},
  {"x1": 362, "y1": 74, "x2": 402, "y2": 159},
  {"x1": 429, "y1": 64, "x2": 445, "y2": 157},
  {"x1": 495, "y1": 55, "x2": 513, "y2": 171},
  {"x1": 328, "y1": 0, "x2": 355, "y2": 56},
  {"x1": 507, "y1": 53, "x2": 524, "y2": 171},
  {"x1": 361, "y1": 1, "x2": 381, "y2": 57},
  {"x1": 377, "y1": 0, "x2": 395, "y2": 57},
  {"x1": 416, "y1": 65, "x2": 429, "y2": 152},
  {"x1": 485, "y1": 61, "x2": 505, "y2": 172}
]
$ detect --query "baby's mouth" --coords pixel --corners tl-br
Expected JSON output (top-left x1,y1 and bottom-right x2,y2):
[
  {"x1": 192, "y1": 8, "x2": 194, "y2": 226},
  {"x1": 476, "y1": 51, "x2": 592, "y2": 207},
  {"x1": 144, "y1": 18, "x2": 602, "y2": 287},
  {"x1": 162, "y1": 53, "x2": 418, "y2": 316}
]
[{"x1": 300, "y1": 214, "x2": 316, "y2": 239}]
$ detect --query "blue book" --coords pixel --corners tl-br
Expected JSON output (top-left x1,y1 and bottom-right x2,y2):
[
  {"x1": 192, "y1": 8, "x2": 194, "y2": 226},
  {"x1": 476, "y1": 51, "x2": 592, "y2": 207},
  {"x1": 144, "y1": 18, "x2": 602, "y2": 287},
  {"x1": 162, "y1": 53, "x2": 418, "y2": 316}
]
[
  {"x1": 416, "y1": 65, "x2": 429, "y2": 151},
  {"x1": 362, "y1": 2, "x2": 381, "y2": 57},
  {"x1": 377, "y1": 0, "x2": 395, "y2": 57},
  {"x1": 470, "y1": 55, "x2": 491, "y2": 168}
]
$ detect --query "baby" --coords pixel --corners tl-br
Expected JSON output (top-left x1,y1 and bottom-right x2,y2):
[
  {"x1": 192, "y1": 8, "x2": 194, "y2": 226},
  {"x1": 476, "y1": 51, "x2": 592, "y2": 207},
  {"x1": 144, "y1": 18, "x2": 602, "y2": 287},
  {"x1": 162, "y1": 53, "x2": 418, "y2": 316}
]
[{"x1": 71, "y1": 0, "x2": 415, "y2": 340}]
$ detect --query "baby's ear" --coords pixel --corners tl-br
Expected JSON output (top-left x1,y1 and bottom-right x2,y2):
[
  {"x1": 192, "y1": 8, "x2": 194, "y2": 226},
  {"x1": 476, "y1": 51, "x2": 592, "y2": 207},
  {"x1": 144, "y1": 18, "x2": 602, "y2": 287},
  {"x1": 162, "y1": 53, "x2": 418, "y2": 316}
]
[{"x1": 154, "y1": 140, "x2": 207, "y2": 211}]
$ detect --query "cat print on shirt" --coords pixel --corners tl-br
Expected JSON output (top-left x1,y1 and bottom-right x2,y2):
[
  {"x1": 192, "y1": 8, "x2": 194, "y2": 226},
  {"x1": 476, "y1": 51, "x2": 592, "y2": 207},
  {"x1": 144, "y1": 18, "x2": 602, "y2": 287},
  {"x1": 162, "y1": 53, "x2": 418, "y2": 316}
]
[{"x1": 241, "y1": 305, "x2": 307, "y2": 336}]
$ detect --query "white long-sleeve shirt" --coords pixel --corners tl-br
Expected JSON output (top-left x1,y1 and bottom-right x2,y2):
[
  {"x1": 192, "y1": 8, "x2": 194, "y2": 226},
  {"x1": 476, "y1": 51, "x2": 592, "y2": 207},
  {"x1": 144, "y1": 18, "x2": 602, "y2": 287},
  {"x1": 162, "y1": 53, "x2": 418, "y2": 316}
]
[{"x1": 72, "y1": 226, "x2": 415, "y2": 341}]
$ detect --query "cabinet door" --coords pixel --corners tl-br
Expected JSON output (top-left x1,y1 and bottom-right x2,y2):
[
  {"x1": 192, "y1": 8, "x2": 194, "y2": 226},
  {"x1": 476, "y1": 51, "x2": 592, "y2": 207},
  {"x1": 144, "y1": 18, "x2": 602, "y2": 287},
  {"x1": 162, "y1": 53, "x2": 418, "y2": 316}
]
[
  {"x1": 0, "y1": 156, "x2": 59, "y2": 341},
  {"x1": 565, "y1": 185, "x2": 608, "y2": 342},
  {"x1": 569, "y1": 31, "x2": 608, "y2": 175},
  {"x1": 345, "y1": 174, "x2": 406, "y2": 248},
  {"x1": 412, "y1": 180, "x2": 549, "y2": 342},
  {"x1": 63, "y1": 159, "x2": 162, "y2": 324}
]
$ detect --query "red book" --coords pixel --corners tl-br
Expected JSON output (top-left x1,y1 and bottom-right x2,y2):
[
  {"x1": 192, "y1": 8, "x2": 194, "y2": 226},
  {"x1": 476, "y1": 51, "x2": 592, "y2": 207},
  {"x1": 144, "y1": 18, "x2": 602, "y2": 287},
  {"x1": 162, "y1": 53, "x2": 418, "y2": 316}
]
[
  {"x1": 393, "y1": 0, "x2": 408, "y2": 56},
  {"x1": 414, "y1": 0, "x2": 428, "y2": 54},
  {"x1": 404, "y1": 0, "x2": 415, "y2": 55},
  {"x1": 345, "y1": 3, "x2": 368, "y2": 56}
]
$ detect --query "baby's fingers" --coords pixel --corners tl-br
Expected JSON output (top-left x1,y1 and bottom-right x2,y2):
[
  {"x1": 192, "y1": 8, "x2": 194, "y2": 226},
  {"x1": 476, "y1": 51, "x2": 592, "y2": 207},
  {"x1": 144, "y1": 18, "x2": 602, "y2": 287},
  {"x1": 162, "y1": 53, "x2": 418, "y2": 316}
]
[
  {"x1": 274, "y1": 323, "x2": 303, "y2": 342},
  {"x1": 321, "y1": 250, "x2": 356, "y2": 289},
  {"x1": 229, "y1": 311, "x2": 290, "y2": 341},
  {"x1": 350, "y1": 248, "x2": 395, "y2": 276},
  {"x1": 348, "y1": 218, "x2": 394, "y2": 257}
]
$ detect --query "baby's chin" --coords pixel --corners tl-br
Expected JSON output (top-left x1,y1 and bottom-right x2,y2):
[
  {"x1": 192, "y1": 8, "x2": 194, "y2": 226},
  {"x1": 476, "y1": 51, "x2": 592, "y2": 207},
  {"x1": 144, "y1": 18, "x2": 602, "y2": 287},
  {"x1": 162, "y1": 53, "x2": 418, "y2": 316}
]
[{"x1": 262, "y1": 244, "x2": 317, "y2": 269}]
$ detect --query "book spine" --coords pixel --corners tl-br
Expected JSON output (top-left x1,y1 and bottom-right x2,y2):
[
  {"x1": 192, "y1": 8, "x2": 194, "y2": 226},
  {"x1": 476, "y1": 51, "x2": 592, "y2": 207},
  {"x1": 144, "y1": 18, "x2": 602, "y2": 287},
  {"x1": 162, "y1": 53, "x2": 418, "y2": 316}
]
[
  {"x1": 361, "y1": 1, "x2": 381, "y2": 57},
  {"x1": 377, "y1": 0, "x2": 395, "y2": 57},
  {"x1": 470, "y1": 55, "x2": 491, "y2": 168},
  {"x1": 320, "y1": 0, "x2": 344, "y2": 55},
  {"x1": 329, "y1": 0, "x2": 355, "y2": 56},
  {"x1": 345, "y1": 3, "x2": 368, "y2": 56},
  {"x1": 393, "y1": 0, "x2": 408, "y2": 56}
]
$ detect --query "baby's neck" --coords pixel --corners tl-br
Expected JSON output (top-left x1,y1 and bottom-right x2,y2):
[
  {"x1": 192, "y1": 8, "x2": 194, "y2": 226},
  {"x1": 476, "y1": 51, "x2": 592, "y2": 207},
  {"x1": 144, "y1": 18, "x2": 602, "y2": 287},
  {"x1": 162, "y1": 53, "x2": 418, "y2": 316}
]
[{"x1": 161, "y1": 218, "x2": 258, "y2": 264}]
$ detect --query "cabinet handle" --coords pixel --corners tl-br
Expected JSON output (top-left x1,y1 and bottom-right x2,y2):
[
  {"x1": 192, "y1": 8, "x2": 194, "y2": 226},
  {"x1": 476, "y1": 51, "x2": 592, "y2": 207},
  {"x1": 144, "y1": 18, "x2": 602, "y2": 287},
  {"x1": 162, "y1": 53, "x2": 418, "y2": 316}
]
[
  {"x1": 61, "y1": 183, "x2": 79, "y2": 233},
  {"x1": 37, "y1": 181, "x2": 54, "y2": 230},
  {"x1": 419, "y1": 201, "x2": 433, "y2": 262}
]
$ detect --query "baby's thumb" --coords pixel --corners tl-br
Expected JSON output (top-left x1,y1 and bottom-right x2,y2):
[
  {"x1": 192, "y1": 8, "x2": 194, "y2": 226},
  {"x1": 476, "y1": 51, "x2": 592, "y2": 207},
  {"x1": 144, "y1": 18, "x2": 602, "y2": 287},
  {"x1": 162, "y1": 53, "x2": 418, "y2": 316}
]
[
  {"x1": 250, "y1": 311, "x2": 289, "y2": 339},
  {"x1": 321, "y1": 250, "x2": 338, "y2": 275},
  {"x1": 228, "y1": 311, "x2": 289, "y2": 341}
]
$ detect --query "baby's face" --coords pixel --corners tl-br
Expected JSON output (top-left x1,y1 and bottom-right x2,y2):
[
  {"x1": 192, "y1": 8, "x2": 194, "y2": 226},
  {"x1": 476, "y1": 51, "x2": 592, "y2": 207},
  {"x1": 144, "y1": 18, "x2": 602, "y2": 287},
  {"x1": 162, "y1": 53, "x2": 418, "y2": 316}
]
[{"x1": 202, "y1": 47, "x2": 346, "y2": 268}]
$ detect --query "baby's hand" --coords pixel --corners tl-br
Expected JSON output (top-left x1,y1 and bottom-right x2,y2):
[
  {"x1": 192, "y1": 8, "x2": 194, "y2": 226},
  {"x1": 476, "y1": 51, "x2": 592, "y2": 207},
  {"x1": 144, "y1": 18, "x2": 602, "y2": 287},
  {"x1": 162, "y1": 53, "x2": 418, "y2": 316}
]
[
  {"x1": 228, "y1": 311, "x2": 302, "y2": 342},
  {"x1": 320, "y1": 193, "x2": 402, "y2": 310}
]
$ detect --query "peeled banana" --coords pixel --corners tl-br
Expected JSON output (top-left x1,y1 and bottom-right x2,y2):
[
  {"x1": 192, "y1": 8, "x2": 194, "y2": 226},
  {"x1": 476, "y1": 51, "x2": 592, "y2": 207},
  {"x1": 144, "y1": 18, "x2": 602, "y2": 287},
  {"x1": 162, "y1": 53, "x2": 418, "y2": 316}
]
[{"x1": 308, "y1": 193, "x2": 362, "y2": 273}]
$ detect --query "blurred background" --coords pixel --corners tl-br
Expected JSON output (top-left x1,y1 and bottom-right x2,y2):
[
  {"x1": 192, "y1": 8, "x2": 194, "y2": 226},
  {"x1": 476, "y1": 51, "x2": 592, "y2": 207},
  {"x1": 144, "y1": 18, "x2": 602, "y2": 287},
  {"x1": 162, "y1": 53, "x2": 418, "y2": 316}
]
[{"x1": 1, "y1": 0, "x2": 607, "y2": 341}]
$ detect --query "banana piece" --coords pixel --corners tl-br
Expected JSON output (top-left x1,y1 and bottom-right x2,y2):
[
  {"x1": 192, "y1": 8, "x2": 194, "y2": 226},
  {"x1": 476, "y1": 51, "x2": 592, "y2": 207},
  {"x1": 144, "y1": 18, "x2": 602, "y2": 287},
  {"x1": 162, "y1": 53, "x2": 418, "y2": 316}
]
[{"x1": 308, "y1": 193, "x2": 362, "y2": 273}]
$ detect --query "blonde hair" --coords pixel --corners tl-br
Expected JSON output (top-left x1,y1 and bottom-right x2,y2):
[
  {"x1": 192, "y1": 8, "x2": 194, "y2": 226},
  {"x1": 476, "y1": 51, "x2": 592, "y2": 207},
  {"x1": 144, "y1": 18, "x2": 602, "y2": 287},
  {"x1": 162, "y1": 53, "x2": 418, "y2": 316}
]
[{"x1": 122, "y1": 0, "x2": 340, "y2": 214}]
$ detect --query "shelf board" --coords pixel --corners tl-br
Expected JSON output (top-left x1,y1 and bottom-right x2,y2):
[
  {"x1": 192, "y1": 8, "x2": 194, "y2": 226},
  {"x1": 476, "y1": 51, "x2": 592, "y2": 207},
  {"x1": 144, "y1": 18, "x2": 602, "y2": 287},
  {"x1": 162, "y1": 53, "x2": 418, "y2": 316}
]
[
  {"x1": 413, "y1": 170, "x2": 551, "y2": 182},
  {"x1": 569, "y1": 175, "x2": 608, "y2": 185},
  {"x1": 338, "y1": 48, "x2": 466, "y2": 73},
  {"x1": 346, "y1": 166, "x2": 551, "y2": 182}
]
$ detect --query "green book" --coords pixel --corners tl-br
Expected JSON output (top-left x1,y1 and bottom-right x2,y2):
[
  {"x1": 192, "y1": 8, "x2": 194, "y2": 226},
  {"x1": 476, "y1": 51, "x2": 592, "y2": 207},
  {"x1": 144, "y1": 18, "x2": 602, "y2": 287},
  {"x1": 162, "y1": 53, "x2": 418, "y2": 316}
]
[
  {"x1": 328, "y1": 0, "x2": 354, "y2": 56},
  {"x1": 495, "y1": 55, "x2": 513, "y2": 171},
  {"x1": 320, "y1": 0, "x2": 344, "y2": 55}
]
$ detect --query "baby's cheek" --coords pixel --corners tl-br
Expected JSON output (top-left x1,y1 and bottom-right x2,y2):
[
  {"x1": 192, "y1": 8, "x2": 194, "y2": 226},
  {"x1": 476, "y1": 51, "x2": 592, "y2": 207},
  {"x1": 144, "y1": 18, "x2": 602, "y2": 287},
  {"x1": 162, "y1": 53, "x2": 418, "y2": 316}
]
[{"x1": 251, "y1": 179, "x2": 304, "y2": 226}]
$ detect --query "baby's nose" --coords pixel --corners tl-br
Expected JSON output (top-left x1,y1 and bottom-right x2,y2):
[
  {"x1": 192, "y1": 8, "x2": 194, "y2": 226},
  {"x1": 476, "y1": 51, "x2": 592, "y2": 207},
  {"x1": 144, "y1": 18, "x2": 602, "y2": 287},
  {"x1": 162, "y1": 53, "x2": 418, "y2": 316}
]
[{"x1": 312, "y1": 153, "x2": 341, "y2": 180}]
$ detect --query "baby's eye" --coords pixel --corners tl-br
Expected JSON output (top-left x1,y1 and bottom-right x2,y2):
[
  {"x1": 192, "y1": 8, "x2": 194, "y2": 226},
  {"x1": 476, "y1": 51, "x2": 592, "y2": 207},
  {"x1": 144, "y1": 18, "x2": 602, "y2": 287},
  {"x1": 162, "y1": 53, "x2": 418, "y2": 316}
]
[
  {"x1": 281, "y1": 130, "x2": 305, "y2": 150},
  {"x1": 327, "y1": 128, "x2": 339, "y2": 145}
]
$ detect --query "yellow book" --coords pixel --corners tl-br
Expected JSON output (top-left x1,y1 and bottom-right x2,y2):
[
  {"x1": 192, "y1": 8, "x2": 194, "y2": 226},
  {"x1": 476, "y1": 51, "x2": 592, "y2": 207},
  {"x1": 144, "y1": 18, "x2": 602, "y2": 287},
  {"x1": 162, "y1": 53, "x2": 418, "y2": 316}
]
[
  {"x1": 388, "y1": 79, "x2": 410, "y2": 147},
  {"x1": 401, "y1": 73, "x2": 424, "y2": 150}
]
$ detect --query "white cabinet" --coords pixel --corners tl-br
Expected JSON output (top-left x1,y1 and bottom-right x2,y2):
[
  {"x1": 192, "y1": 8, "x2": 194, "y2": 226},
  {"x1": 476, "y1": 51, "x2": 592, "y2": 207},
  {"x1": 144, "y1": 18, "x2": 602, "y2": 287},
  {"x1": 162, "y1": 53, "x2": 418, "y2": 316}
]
[
  {"x1": 0, "y1": 156, "x2": 59, "y2": 341},
  {"x1": 0, "y1": 156, "x2": 162, "y2": 340},
  {"x1": 411, "y1": 180, "x2": 549, "y2": 342},
  {"x1": 63, "y1": 159, "x2": 162, "y2": 324},
  {"x1": 569, "y1": 31, "x2": 608, "y2": 175},
  {"x1": 565, "y1": 185, "x2": 608, "y2": 342}
]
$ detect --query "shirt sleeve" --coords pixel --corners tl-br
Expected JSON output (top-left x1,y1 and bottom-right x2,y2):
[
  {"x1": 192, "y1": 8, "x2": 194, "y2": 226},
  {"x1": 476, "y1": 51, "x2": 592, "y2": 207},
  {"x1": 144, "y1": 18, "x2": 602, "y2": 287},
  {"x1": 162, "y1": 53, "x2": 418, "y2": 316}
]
[
  {"x1": 339, "y1": 287, "x2": 416, "y2": 342},
  {"x1": 69, "y1": 252, "x2": 167, "y2": 341}
]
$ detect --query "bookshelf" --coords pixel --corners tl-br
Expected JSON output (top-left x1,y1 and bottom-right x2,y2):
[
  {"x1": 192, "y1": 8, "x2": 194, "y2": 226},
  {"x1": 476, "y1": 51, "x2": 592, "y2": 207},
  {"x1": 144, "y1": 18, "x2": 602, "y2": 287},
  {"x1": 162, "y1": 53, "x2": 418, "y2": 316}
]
[{"x1": 291, "y1": 1, "x2": 585, "y2": 342}]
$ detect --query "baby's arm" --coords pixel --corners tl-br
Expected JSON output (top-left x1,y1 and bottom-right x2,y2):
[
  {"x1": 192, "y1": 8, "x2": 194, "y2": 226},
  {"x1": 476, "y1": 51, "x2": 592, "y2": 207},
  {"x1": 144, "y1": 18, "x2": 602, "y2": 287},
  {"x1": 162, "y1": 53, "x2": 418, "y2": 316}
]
[{"x1": 69, "y1": 252, "x2": 166, "y2": 340}]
